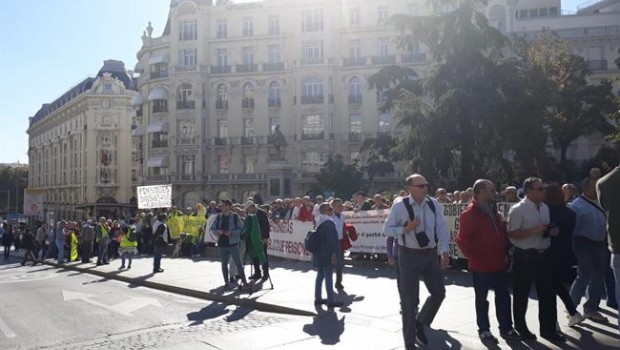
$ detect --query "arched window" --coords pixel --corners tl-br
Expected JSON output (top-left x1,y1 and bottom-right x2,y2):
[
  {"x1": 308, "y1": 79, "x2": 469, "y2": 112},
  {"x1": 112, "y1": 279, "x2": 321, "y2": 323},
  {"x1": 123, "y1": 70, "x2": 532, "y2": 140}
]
[
  {"x1": 348, "y1": 77, "x2": 362, "y2": 103},
  {"x1": 177, "y1": 83, "x2": 194, "y2": 109},
  {"x1": 268, "y1": 81, "x2": 281, "y2": 107},
  {"x1": 216, "y1": 83, "x2": 228, "y2": 109},
  {"x1": 242, "y1": 82, "x2": 255, "y2": 108}
]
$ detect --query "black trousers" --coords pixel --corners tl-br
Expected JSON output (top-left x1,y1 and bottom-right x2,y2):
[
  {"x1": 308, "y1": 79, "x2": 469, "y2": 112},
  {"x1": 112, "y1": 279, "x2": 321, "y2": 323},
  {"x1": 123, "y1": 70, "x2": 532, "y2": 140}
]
[
  {"x1": 252, "y1": 242, "x2": 269, "y2": 276},
  {"x1": 512, "y1": 248, "x2": 557, "y2": 335},
  {"x1": 336, "y1": 240, "x2": 344, "y2": 284},
  {"x1": 81, "y1": 241, "x2": 93, "y2": 263}
]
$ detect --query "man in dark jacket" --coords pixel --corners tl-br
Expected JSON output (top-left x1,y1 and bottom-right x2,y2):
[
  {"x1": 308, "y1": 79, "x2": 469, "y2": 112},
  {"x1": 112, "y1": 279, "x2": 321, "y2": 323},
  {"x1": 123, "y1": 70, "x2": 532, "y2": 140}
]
[
  {"x1": 245, "y1": 200, "x2": 271, "y2": 281},
  {"x1": 456, "y1": 179, "x2": 522, "y2": 344},
  {"x1": 152, "y1": 214, "x2": 169, "y2": 273},
  {"x1": 20, "y1": 228, "x2": 38, "y2": 266},
  {"x1": 313, "y1": 203, "x2": 343, "y2": 308},
  {"x1": 81, "y1": 220, "x2": 95, "y2": 263}
]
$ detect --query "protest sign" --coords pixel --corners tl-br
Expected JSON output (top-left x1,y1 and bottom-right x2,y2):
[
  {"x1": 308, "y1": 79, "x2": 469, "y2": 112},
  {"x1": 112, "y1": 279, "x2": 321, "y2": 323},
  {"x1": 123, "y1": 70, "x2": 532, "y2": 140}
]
[{"x1": 137, "y1": 184, "x2": 172, "y2": 209}]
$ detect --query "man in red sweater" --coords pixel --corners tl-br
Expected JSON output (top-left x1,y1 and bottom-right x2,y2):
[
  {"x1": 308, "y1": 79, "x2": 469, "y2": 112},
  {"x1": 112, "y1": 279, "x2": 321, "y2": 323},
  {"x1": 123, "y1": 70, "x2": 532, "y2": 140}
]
[{"x1": 456, "y1": 179, "x2": 522, "y2": 344}]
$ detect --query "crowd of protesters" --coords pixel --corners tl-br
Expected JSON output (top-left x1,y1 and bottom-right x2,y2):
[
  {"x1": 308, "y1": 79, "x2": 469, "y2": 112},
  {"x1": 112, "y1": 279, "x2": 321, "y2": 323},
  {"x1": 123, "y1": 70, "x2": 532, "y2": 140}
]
[{"x1": 1, "y1": 161, "x2": 618, "y2": 349}]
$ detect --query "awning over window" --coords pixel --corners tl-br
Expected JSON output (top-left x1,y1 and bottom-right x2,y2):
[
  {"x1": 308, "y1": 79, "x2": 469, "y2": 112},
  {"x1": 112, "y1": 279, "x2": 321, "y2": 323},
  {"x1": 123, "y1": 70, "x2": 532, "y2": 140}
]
[
  {"x1": 148, "y1": 86, "x2": 168, "y2": 101},
  {"x1": 147, "y1": 123, "x2": 169, "y2": 133},
  {"x1": 130, "y1": 94, "x2": 143, "y2": 107},
  {"x1": 146, "y1": 156, "x2": 168, "y2": 168},
  {"x1": 148, "y1": 54, "x2": 170, "y2": 65}
]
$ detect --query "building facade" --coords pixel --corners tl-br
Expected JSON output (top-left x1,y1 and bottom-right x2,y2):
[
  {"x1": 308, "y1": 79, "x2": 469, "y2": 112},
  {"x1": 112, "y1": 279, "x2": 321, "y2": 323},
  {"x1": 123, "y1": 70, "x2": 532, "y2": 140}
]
[{"x1": 27, "y1": 60, "x2": 138, "y2": 220}]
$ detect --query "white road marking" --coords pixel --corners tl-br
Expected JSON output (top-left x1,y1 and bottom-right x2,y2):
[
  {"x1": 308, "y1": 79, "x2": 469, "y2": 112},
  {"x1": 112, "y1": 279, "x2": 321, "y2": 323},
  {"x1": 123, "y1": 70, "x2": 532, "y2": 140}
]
[
  {"x1": 0, "y1": 316, "x2": 16, "y2": 338},
  {"x1": 62, "y1": 290, "x2": 161, "y2": 317}
]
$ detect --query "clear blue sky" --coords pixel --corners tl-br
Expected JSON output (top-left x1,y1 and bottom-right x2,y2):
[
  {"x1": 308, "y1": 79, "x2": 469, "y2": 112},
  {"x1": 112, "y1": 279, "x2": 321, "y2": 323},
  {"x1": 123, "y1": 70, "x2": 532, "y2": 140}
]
[{"x1": 0, "y1": 0, "x2": 585, "y2": 164}]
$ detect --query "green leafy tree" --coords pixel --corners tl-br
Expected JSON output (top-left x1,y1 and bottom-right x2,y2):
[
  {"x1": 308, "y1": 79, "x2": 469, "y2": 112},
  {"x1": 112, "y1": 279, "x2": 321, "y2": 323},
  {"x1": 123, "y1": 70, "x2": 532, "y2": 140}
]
[
  {"x1": 312, "y1": 155, "x2": 363, "y2": 199},
  {"x1": 518, "y1": 33, "x2": 617, "y2": 179},
  {"x1": 359, "y1": 134, "x2": 396, "y2": 182},
  {"x1": 0, "y1": 166, "x2": 29, "y2": 213}
]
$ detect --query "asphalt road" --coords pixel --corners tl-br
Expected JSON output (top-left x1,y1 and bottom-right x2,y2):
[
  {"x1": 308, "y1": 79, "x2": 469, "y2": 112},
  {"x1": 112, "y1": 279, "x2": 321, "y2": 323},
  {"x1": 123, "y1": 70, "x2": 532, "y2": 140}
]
[{"x1": 0, "y1": 261, "x2": 297, "y2": 350}]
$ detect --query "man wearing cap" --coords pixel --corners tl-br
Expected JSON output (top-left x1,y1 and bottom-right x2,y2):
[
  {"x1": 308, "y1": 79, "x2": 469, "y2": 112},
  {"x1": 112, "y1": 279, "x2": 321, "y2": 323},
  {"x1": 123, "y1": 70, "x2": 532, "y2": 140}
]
[
  {"x1": 384, "y1": 173, "x2": 450, "y2": 350},
  {"x1": 81, "y1": 219, "x2": 95, "y2": 263},
  {"x1": 245, "y1": 200, "x2": 271, "y2": 281}
]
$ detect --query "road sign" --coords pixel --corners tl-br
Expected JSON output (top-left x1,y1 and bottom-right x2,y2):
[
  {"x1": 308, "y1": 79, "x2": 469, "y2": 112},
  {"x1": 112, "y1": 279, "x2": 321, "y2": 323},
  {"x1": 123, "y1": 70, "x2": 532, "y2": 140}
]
[{"x1": 23, "y1": 188, "x2": 45, "y2": 217}]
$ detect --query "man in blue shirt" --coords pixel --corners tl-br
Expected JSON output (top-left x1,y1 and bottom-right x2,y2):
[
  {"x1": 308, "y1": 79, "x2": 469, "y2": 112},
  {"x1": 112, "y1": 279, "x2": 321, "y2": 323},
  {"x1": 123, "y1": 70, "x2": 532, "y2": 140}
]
[{"x1": 569, "y1": 177, "x2": 608, "y2": 322}]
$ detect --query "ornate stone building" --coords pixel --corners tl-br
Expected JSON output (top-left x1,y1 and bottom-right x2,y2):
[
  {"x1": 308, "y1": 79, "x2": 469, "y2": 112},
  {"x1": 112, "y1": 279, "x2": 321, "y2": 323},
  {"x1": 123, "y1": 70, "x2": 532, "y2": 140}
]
[{"x1": 27, "y1": 60, "x2": 138, "y2": 220}]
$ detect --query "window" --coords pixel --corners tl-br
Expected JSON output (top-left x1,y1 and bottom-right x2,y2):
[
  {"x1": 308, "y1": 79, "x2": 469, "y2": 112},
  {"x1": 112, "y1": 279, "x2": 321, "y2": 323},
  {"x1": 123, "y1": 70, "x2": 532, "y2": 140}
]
[
  {"x1": 218, "y1": 155, "x2": 229, "y2": 174},
  {"x1": 303, "y1": 40, "x2": 323, "y2": 60},
  {"x1": 377, "y1": 6, "x2": 389, "y2": 22},
  {"x1": 151, "y1": 132, "x2": 168, "y2": 148},
  {"x1": 529, "y1": 8, "x2": 538, "y2": 18},
  {"x1": 302, "y1": 9, "x2": 323, "y2": 31},
  {"x1": 177, "y1": 83, "x2": 194, "y2": 109},
  {"x1": 350, "y1": 114, "x2": 362, "y2": 134},
  {"x1": 242, "y1": 82, "x2": 255, "y2": 107},
  {"x1": 242, "y1": 47, "x2": 254, "y2": 65},
  {"x1": 181, "y1": 20, "x2": 197, "y2": 40},
  {"x1": 539, "y1": 7, "x2": 548, "y2": 16},
  {"x1": 216, "y1": 19, "x2": 227, "y2": 38},
  {"x1": 269, "y1": 81, "x2": 281, "y2": 100},
  {"x1": 349, "y1": 8, "x2": 360, "y2": 25},
  {"x1": 216, "y1": 84, "x2": 227, "y2": 106},
  {"x1": 350, "y1": 40, "x2": 361, "y2": 58},
  {"x1": 180, "y1": 155, "x2": 194, "y2": 175},
  {"x1": 244, "y1": 156, "x2": 256, "y2": 173},
  {"x1": 103, "y1": 83, "x2": 113, "y2": 92},
  {"x1": 349, "y1": 77, "x2": 362, "y2": 103},
  {"x1": 378, "y1": 113, "x2": 393, "y2": 134},
  {"x1": 216, "y1": 49, "x2": 228, "y2": 66},
  {"x1": 181, "y1": 48, "x2": 197, "y2": 66},
  {"x1": 179, "y1": 122, "x2": 194, "y2": 143},
  {"x1": 152, "y1": 99, "x2": 168, "y2": 113},
  {"x1": 301, "y1": 77, "x2": 323, "y2": 102},
  {"x1": 218, "y1": 120, "x2": 228, "y2": 137},
  {"x1": 303, "y1": 152, "x2": 322, "y2": 173},
  {"x1": 268, "y1": 45, "x2": 281, "y2": 63},
  {"x1": 268, "y1": 15, "x2": 280, "y2": 34},
  {"x1": 302, "y1": 115, "x2": 324, "y2": 136},
  {"x1": 243, "y1": 118, "x2": 255, "y2": 137},
  {"x1": 519, "y1": 9, "x2": 528, "y2": 18},
  {"x1": 379, "y1": 38, "x2": 389, "y2": 57},
  {"x1": 151, "y1": 62, "x2": 168, "y2": 78},
  {"x1": 269, "y1": 117, "x2": 281, "y2": 134},
  {"x1": 549, "y1": 7, "x2": 559, "y2": 16},
  {"x1": 149, "y1": 167, "x2": 167, "y2": 176},
  {"x1": 242, "y1": 17, "x2": 254, "y2": 36}
]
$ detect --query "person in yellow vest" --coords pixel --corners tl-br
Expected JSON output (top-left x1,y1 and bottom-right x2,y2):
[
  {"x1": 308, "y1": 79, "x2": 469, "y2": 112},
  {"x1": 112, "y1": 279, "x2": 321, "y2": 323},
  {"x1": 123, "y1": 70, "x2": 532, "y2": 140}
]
[{"x1": 119, "y1": 221, "x2": 139, "y2": 269}]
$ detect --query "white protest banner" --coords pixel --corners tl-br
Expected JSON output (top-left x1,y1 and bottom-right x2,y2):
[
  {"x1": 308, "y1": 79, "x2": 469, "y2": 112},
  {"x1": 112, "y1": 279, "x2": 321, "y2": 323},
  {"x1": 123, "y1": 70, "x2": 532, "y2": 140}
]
[
  {"x1": 344, "y1": 209, "x2": 390, "y2": 254},
  {"x1": 137, "y1": 184, "x2": 172, "y2": 209},
  {"x1": 23, "y1": 188, "x2": 45, "y2": 218},
  {"x1": 267, "y1": 220, "x2": 312, "y2": 261}
]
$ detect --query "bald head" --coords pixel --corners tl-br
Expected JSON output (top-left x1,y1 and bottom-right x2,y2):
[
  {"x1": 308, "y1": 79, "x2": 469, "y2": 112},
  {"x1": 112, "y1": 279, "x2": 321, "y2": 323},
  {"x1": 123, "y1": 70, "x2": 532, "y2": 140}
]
[{"x1": 473, "y1": 179, "x2": 496, "y2": 203}]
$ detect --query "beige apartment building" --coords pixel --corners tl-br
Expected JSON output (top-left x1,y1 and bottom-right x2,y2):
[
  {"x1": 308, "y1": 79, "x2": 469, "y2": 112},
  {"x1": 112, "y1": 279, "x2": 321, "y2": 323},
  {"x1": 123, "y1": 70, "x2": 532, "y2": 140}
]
[{"x1": 27, "y1": 60, "x2": 138, "y2": 220}]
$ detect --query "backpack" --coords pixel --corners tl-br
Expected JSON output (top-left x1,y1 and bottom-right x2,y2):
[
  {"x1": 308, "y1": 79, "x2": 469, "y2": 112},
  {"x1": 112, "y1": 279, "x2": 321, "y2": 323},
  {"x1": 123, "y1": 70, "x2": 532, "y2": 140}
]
[{"x1": 304, "y1": 229, "x2": 319, "y2": 254}]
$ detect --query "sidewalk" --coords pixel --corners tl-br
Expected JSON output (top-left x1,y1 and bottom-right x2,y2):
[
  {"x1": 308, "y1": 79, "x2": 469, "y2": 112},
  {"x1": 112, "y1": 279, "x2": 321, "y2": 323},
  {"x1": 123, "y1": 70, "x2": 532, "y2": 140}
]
[{"x1": 10, "y1": 250, "x2": 620, "y2": 349}]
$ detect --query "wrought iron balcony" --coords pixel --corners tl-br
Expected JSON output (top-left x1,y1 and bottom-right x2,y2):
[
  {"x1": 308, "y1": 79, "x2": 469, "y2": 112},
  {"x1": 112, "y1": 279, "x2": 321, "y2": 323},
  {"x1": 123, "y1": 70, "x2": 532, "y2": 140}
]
[
  {"x1": 301, "y1": 133, "x2": 325, "y2": 141},
  {"x1": 152, "y1": 105, "x2": 168, "y2": 113},
  {"x1": 242, "y1": 98, "x2": 255, "y2": 108},
  {"x1": 215, "y1": 99, "x2": 228, "y2": 110},
  {"x1": 214, "y1": 137, "x2": 228, "y2": 146},
  {"x1": 236, "y1": 64, "x2": 258, "y2": 73},
  {"x1": 211, "y1": 65, "x2": 231, "y2": 74},
  {"x1": 176, "y1": 100, "x2": 195, "y2": 110},
  {"x1": 301, "y1": 95, "x2": 324, "y2": 104},
  {"x1": 262, "y1": 62, "x2": 285, "y2": 71},
  {"x1": 343, "y1": 57, "x2": 366, "y2": 66},
  {"x1": 150, "y1": 71, "x2": 168, "y2": 79},
  {"x1": 586, "y1": 59, "x2": 608, "y2": 71},
  {"x1": 268, "y1": 98, "x2": 281, "y2": 108},
  {"x1": 348, "y1": 95, "x2": 362, "y2": 104},
  {"x1": 371, "y1": 55, "x2": 396, "y2": 65}
]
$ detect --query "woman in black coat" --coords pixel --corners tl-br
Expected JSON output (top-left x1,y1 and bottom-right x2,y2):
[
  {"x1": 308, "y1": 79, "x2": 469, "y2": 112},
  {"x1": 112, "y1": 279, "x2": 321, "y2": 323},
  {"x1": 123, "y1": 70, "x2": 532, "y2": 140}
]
[{"x1": 544, "y1": 183, "x2": 584, "y2": 326}]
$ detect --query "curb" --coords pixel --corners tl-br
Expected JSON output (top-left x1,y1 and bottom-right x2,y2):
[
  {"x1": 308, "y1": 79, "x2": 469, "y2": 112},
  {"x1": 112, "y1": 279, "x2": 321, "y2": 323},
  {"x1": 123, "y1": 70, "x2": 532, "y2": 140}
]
[{"x1": 11, "y1": 256, "x2": 316, "y2": 318}]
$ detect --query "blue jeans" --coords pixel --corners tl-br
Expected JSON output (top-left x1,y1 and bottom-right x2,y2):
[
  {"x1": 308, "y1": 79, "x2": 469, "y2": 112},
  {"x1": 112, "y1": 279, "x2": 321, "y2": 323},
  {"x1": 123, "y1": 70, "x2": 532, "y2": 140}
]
[
  {"x1": 121, "y1": 252, "x2": 133, "y2": 267},
  {"x1": 315, "y1": 266, "x2": 335, "y2": 303},
  {"x1": 472, "y1": 270, "x2": 513, "y2": 333},
  {"x1": 611, "y1": 254, "x2": 620, "y2": 334},
  {"x1": 219, "y1": 245, "x2": 246, "y2": 284},
  {"x1": 153, "y1": 246, "x2": 162, "y2": 271},
  {"x1": 570, "y1": 239, "x2": 607, "y2": 314},
  {"x1": 55, "y1": 239, "x2": 65, "y2": 263},
  {"x1": 97, "y1": 243, "x2": 108, "y2": 265}
]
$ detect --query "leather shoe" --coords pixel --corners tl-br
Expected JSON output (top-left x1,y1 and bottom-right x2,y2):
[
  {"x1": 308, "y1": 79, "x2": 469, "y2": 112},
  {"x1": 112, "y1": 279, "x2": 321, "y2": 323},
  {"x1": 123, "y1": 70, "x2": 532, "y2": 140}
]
[
  {"x1": 541, "y1": 332, "x2": 566, "y2": 343},
  {"x1": 415, "y1": 320, "x2": 428, "y2": 345},
  {"x1": 153, "y1": 268, "x2": 164, "y2": 273},
  {"x1": 516, "y1": 328, "x2": 537, "y2": 340},
  {"x1": 335, "y1": 282, "x2": 344, "y2": 290}
]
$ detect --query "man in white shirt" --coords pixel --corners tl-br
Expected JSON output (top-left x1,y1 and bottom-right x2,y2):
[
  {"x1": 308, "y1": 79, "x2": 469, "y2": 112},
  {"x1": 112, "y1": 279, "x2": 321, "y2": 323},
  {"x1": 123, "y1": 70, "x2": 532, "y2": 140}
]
[{"x1": 383, "y1": 173, "x2": 450, "y2": 350}]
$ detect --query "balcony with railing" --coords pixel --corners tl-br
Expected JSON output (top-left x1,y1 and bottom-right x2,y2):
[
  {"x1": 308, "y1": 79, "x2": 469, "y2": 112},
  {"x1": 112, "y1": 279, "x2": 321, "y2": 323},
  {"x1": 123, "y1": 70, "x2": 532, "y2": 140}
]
[
  {"x1": 301, "y1": 95, "x2": 324, "y2": 104},
  {"x1": 371, "y1": 55, "x2": 396, "y2": 65},
  {"x1": 301, "y1": 133, "x2": 325, "y2": 141},
  {"x1": 176, "y1": 100, "x2": 195, "y2": 110},
  {"x1": 348, "y1": 132, "x2": 363, "y2": 142},
  {"x1": 152, "y1": 105, "x2": 168, "y2": 113},
  {"x1": 300, "y1": 57, "x2": 325, "y2": 65},
  {"x1": 268, "y1": 98, "x2": 281, "y2": 108},
  {"x1": 348, "y1": 95, "x2": 362, "y2": 104},
  {"x1": 211, "y1": 65, "x2": 231, "y2": 74},
  {"x1": 214, "y1": 137, "x2": 228, "y2": 146},
  {"x1": 242, "y1": 98, "x2": 255, "y2": 108},
  {"x1": 262, "y1": 62, "x2": 285, "y2": 71},
  {"x1": 177, "y1": 175, "x2": 197, "y2": 182},
  {"x1": 241, "y1": 136, "x2": 254, "y2": 145},
  {"x1": 145, "y1": 175, "x2": 169, "y2": 182},
  {"x1": 203, "y1": 173, "x2": 266, "y2": 183},
  {"x1": 401, "y1": 53, "x2": 426, "y2": 63},
  {"x1": 343, "y1": 57, "x2": 367, "y2": 66},
  {"x1": 215, "y1": 99, "x2": 228, "y2": 110},
  {"x1": 151, "y1": 140, "x2": 168, "y2": 148},
  {"x1": 586, "y1": 59, "x2": 608, "y2": 71},
  {"x1": 150, "y1": 70, "x2": 168, "y2": 79},
  {"x1": 236, "y1": 63, "x2": 258, "y2": 73}
]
